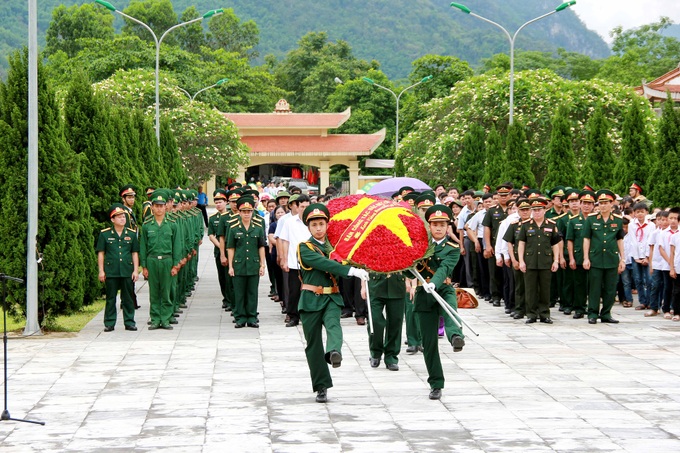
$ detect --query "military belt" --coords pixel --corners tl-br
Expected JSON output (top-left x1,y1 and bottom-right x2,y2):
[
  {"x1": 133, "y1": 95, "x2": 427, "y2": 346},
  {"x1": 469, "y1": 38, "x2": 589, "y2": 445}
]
[
  {"x1": 301, "y1": 284, "x2": 340, "y2": 295},
  {"x1": 149, "y1": 255, "x2": 171, "y2": 260}
]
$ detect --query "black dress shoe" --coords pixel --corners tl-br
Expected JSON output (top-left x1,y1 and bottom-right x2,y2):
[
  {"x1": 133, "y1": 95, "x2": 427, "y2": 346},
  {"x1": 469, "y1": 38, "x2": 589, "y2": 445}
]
[
  {"x1": 451, "y1": 335, "x2": 465, "y2": 352},
  {"x1": 104, "y1": 326, "x2": 114, "y2": 332},
  {"x1": 369, "y1": 357, "x2": 380, "y2": 368},
  {"x1": 573, "y1": 313, "x2": 584, "y2": 319},
  {"x1": 148, "y1": 324, "x2": 160, "y2": 330},
  {"x1": 493, "y1": 300, "x2": 501, "y2": 307},
  {"x1": 285, "y1": 320, "x2": 299, "y2": 327},
  {"x1": 329, "y1": 351, "x2": 342, "y2": 368},
  {"x1": 600, "y1": 317, "x2": 620, "y2": 324},
  {"x1": 513, "y1": 313, "x2": 524, "y2": 319},
  {"x1": 340, "y1": 312, "x2": 353, "y2": 319},
  {"x1": 563, "y1": 309, "x2": 572, "y2": 315},
  {"x1": 169, "y1": 319, "x2": 178, "y2": 325},
  {"x1": 525, "y1": 318, "x2": 537, "y2": 324},
  {"x1": 429, "y1": 388, "x2": 442, "y2": 400},
  {"x1": 406, "y1": 345, "x2": 418, "y2": 354},
  {"x1": 160, "y1": 324, "x2": 173, "y2": 330},
  {"x1": 504, "y1": 308, "x2": 512, "y2": 314},
  {"x1": 225, "y1": 306, "x2": 232, "y2": 312},
  {"x1": 135, "y1": 304, "x2": 141, "y2": 310},
  {"x1": 588, "y1": 318, "x2": 597, "y2": 324},
  {"x1": 125, "y1": 325, "x2": 137, "y2": 331},
  {"x1": 246, "y1": 322, "x2": 259, "y2": 328},
  {"x1": 386, "y1": 363, "x2": 399, "y2": 371},
  {"x1": 179, "y1": 303, "x2": 188, "y2": 309},
  {"x1": 234, "y1": 323, "x2": 245, "y2": 328},
  {"x1": 558, "y1": 306, "x2": 565, "y2": 312},
  {"x1": 316, "y1": 388, "x2": 327, "y2": 403},
  {"x1": 173, "y1": 313, "x2": 180, "y2": 318},
  {"x1": 540, "y1": 317, "x2": 553, "y2": 324}
]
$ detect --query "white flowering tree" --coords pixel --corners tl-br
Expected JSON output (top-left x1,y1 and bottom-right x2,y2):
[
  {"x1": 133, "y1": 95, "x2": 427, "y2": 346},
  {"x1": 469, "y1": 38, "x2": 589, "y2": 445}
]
[
  {"x1": 398, "y1": 69, "x2": 657, "y2": 186},
  {"x1": 94, "y1": 68, "x2": 249, "y2": 182}
]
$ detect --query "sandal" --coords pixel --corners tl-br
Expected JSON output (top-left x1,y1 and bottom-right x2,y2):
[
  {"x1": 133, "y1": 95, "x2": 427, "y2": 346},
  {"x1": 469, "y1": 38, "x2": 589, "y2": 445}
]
[
  {"x1": 635, "y1": 305, "x2": 648, "y2": 310},
  {"x1": 672, "y1": 315, "x2": 680, "y2": 322},
  {"x1": 664, "y1": 312, "x2": 672, "y2": 319},
  {"x1": 623, "y1": 301, "x2": 633, "y2": 308}
]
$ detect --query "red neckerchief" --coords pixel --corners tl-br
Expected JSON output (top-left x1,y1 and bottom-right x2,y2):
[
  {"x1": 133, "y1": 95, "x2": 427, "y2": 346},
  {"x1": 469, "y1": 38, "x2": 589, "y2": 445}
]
[{"x1": 636, "y1": 222, "x2": 647, "y2": 242}]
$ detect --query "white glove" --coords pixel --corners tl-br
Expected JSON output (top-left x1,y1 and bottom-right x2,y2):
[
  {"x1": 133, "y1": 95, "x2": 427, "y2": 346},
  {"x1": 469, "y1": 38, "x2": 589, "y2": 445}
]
[
  {"x1": 348, "y1": 267, "x2": 369, "y2": 281},
  {"x1": 423, "y1": 282, "x2": 436, "y2": 294}
]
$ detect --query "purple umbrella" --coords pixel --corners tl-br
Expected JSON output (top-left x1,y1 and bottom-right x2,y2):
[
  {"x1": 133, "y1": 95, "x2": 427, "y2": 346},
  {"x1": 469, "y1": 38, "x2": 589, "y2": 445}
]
[{"x1": 367, "y1": 177, "x2": 432, "y2": 198}]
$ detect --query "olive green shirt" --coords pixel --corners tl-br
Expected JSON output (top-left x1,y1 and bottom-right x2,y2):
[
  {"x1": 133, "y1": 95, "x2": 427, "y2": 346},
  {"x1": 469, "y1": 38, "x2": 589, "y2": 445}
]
[
  {"x1": 582, "y1": 212, "x2": 625, "y2": 269},
  {"x1": 139, "y1": 216, "x2": 184, "y2": 268},
  {"x1": 565, "y1": 212, "x2": 588, "y2": 265},
  {"x1": 226, "y1": 217, "x2": 266, "y2": 276},
  {"x1": 297, "y1": 237, "x2": 351, "y2": 312},
  {"x1": 517, "y1": 218, "x2": 562, "y2": 270},
  {"x1": 414, "y1": 240, "x2": 460, "y2": 311},
  {"x1": 96, "y1": 226, "x2": 139, "y2": 278}
]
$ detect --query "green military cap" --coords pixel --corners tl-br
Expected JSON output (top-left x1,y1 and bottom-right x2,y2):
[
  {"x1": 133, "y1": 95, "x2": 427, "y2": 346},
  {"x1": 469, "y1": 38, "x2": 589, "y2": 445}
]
[
  {"x1": 214, "y1": 189, "x2": 228, "y2": 201},
  {"x1": 421, "y1": 189, "x2": 436, "y2": 197},
  {"x1": 227, "y1": 189, "x2": 242, "y2": 202},
  {"x1": 236, "y1": 197, "x2": 256, "y2": 211},
  {"x1": 302, "y1": 203, "x2": 330, "y2": 225},
  {"x1": 516, "y1": 198, "x2": 531, "y2": 210},
  {"x1": 564, "y1": 188, "x2": 580, "y2": 201},
  {"x1": 496, "y1": 183, "x2": 513, "y2": 194},
  {"x1": 596, "y1": 189, "x2": 616, "y2": 202},
  {"x1": 524, "y1": 188, "x2": 541, "y2": 199},
  {"x1": 228, "y1": 182, "x2": 243, "y2": 190},
  {"x1": 243, "y1": 189, "x2": 260, "y2": 199},
  {"x1": 276, "y1": 191, "x2": 290, "y2": 202},
  {"x1": 108, "y1": 203, "x2": 127, "y2": 219},
  {"x1": 483, "y1": 183, "x2": 491, "y2": 192},
  {"x1": 548, "y1": 186, "x2": 566, "y2": 199},
  {"x1": 521, "y1": 184, "x2": 531, "y2": 191},
  {"x1": 402, "y1": 191, "x2": 421, "y2": 205},
  {"x1": 630, "y1": 181, "x2": 643, "y2": 194},
  {"x1": 450, "y1": 199, "x2": 464, "y2": 208},
  {"x1": 144, "y1": 186, "x2": 156, "y2": 198},
  {"x1": 415, "y1": 193, "x2": 436, "y2": 209},
  {"x1": 288, "y1": 194, "x2": 301, "y2": 204},
  {"x1": 424, "y1": 205, "x2": 453, "y2": 223},
  {"x1": 580, "y1": 190, "x2": 596, "y2": 203},
  {"x1": 150, "y1": 190, "x2": 167, "y2": 205},
  {"x1": 398, "y1": 186, "x2": 415, "y2": 196},
  {"x1": 119, "y1": 184, "x2": 136, "y2": 197},
  {"x1": 473, "y1": 190, "x2": 484, "y2": 199},
  {"x1": 530, "y1": 197, "x2": 549, "y2": 209},
  {"x1": 582, "y1": 183, "x2": 595, "y2": 192}
]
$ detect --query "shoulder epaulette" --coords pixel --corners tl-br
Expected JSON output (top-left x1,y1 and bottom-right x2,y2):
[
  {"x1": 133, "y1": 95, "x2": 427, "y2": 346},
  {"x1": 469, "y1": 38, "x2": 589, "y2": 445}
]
[
  {"x1": 569, "y1": 214, "x2": 579, "y2": 220},
  {"x1": 554, "y1": 212, "x2": 567, "y2": 219},
  {"x1": 143, "y1": 218, "x2": 153, "y2": 224},
  {"x1": 521, "y1": 219, "x2": 531, "y2": 224},
  {"x1": 546, "y1": 218, "x2": 557, "y2": 224},
  {"x1": 127, "y1": 227, "x2": 137, "y2": 234},
  {"x1": 100, "y1": 227, "x2": 111, "y2": 232},
  {"x1": 510, "y1": 219, "x2": 519, "y2": 225},
  {"x1": 613, "y1": 213, "x2": 623, "y2": 219},
  {"x1": 446, "y1": 241, "x2": 460, "y2": 248},
  {"x1": 228, "y1": 217, "x2": 240, "y2": 223},
  {"x1": 588, "y1": 212, "x2": 598, "y2": 216},
  {"x1": 230, "y1": 222, "x2": 240, "y2": 229}
]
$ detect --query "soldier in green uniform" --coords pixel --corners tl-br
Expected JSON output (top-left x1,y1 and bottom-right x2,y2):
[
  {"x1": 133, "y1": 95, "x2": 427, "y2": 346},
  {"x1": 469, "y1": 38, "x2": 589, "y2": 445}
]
[
  {"x1": 297, "y1": 204, "x2": 369, "y2": 403},
  {"x1": 120, "y1": 184, "x2": 141, "y2": 309},
  {"x1": 139, "y1": 191, "x2": 184, "y2": 330},
  {"x1": 142, "y1": 187, "x2": 155, "y2": 221},
  {"x1": 414, "y1": 205, "x2": 465, "y2": 401},
  {"x1": 583, "y1": 189, "x2": 625, "y2": 324},
  {"x1": 217, "y1": 189, "x2": 243, "y2": 313},
  {"x1": 483, "y1": 184, "x2": 511, "y2": 307},
  {"x1": 209, "y1": 189, "x2": 229, "y2": 309},
  {"x1": 518, "y1": 197, "x2": 562, "y2": 324},
  {"x1": 566, "y1": 190, "x2": 596, "y2": 319},
  {"x1": 361, "y1": 272, "x2": 406, "y2": 371},
  {"x1": 227, "y1": 197, "x2": 266, "y2": 328},
  {"x1": 96, "y1": 203, "x2": 140, "y2": 332},
  {"x1": 557, "y1": 189, "x2": 580, "y2": 315},
  {"x1": 503, "y1": 197, "x2": 532, "y2": 319},
  {"x1": 546, "y1": 187, "x2": 567, "y2": 309}
]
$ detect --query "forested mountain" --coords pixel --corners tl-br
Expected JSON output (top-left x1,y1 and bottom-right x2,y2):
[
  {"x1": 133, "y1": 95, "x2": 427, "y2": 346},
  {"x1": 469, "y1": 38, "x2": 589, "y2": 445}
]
[{"x1": 3, "y1": 0, "x2": 609, "y2": 78}]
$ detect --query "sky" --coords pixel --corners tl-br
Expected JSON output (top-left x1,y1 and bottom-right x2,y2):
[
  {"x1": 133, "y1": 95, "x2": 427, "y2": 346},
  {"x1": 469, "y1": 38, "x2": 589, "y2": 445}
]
[{"x1": 572, "y1": 0, "x2": 680, "y2": 42}]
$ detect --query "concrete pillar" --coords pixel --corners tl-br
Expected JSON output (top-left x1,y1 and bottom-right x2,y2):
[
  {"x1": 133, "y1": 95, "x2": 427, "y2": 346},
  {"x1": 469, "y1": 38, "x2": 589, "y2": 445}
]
[
  {"x1": 348, "y1": 160, "x2": 360, "y2": 195},
  {"x1": 205, "y1": 176, "x2": 217, "y2": 206},
  {"x1": 319, "y1": 160, "x2": 330, "y2": 194},
  {"x1": 237, "y1": 165, "x2": 248, "y2": 185}
]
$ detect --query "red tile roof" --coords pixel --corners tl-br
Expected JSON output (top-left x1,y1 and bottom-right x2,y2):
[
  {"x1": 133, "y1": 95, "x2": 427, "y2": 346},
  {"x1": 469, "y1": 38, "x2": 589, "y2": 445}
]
[
  {"x1": 223, "y1": 108, "x2": 351, "y2": 129},
  {"x1": 637, "y1": 64, "x2": 680, "y2": 101},
  {"x1": 241, "y1": 130, "x2": 386, "y2": 156}
]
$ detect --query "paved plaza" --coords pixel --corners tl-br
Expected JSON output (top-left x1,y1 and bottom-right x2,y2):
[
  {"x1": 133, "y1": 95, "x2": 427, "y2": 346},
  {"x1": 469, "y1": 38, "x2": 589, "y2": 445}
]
[{"x1": 1, "y1": 237, "x2": 680, "y2": 452}]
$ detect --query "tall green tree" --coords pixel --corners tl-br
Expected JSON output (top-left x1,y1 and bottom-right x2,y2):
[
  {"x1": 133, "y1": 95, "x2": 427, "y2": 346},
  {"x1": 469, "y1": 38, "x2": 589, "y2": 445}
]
[
  {"x1": 122, "y1": 0, "x2": 178, "y2": 44},
  {"x1": 502, "y1": 122, "x2": 536, "y2": 188},
  {"x1": 44, "y1": 3, "x2": 114, "y2": 58},
  {"x1": 614, "y1": 99, "x2": 653, "y2": 193},
  {"x1": 483, "y1": 125, "x2": 505, "y2": 188},
  {"x1": 206, "y1": 8, "x2": 259, "y2": 60},
  {"x1": 160, "y1": 118, "x2": 188, "y2": 187},
  {"x1": 582, "y1": 104, "x2": 616, "y2": 190},
  {"x1": 0, "y1": 49, "x2": 96, "y2": 318},
  {"x1": 542, "y1": 106, "x2": 578, "y2": 191},
  {"x1": 175, "y1": 6, "x2": 206, "y2": 54},
  {"x1": 649, "y1": 93, "x2": 680, "y2": 207},
  {"x1": 457, "y1": 124, "x2": 486, "y2": 190}
]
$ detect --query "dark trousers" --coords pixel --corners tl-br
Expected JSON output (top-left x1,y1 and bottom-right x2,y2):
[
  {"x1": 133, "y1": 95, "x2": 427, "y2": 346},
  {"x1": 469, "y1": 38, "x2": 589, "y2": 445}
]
[
  {"x1": 404, "y1": 294, "x2": 421, "y2": 347},
  {"x1": 198, "y1": 204, "x2": 208, "y2": 227},
  {"x1": 513, "y1": 267, "x2": 525, "y2": 316},
  {"x1": 671, "y1": 275, "x2": 680, "y2": 315},
  {"x1": 215, "y1": 256, "x2": 228, "y2": 307},
  {"x1": 463, "y1": 238, "x2": 480, "y2": 294},
  {"x1": 265, "y1": 247, "x2": 276, "y2": 293},
  {"x1": 340, "y1": 277, "x2": 367, "y2": 318},
  {"x1": 561, "y1": 266, "x2": 575, "y2": 311},
  {"x1": 524, "y1": 269, "x2": 552, "y2": 320},
  {"x1": 489, "y1": 255, "x2": 503, "y2": 302},
  {"x1": 287, "y1": 269, "x2": 302, "y2": 322},
  {"x1": 476, "y1": 250, "x2": 490, "y2": 298},
  {"x1": 104, "y1": 277, "x2": 136, "y2": 327},
  {"x1": 572, "y1": 265, "x2": 588, "y2": 315},
  {"x1": 368, "y1": 296, "x2": 405, "y2": 365},
  {"x1": 502, "y1": 262, "x2": 514, "y2": 309}
]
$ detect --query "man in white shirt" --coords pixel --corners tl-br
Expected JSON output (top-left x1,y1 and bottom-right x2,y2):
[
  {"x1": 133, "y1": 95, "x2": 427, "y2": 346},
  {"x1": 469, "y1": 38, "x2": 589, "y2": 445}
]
[
  {"x1": 466, "y1": 193, "x2": 493, "y2": 302},
  {"x1": 279, "y1": 194, "x2": 311, "y2": 327},
  {"x1": 458, "y1": 190, "x2": 477, "y2": 292},
  {"x1": 495, "y1": 201, "x2": 519, "y2": 314}
]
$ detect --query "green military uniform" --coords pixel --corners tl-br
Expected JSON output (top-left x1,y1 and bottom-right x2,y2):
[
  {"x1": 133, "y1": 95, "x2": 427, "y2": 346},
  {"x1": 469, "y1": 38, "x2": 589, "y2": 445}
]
[
  {"x1": 209, "y1": 189, "x2": 229, "y2": 308},
  {"x1": 414, "y1": 206, "x2": 465, "y2": 395},
  {"x1": 216, "y1": 189, "x2": 243, "y2": 312},
  {"x1": 517, "y1": 198, "x2": 562, "y2": 323},
  {"x1": 139, "y1": 192, "x2": 184, "y2": 329},
  {"x1": 227, "y1": 197, "x2": 266, "y2": 327},
  {"x1": 565, "y1": 210, "x2": 590, "y2": 318},
  {"x1": 502, "y1": 206, "x2": 527, "y2": 319},
  {"x1": 96, "y1": 204, "x2": 139, "y2": 330},
  {"x1": 297, "y1": 205, "x2": 355, "y2": 398},
  {"x1": 367, "y1": 273, "x2": 406, "y2": 368},
  {"x1": 582, "y1": 190, "x2": 625, "y2": 323},
  {"x1": 546, "y1": 187, "x2": 566, "y2": 309}
]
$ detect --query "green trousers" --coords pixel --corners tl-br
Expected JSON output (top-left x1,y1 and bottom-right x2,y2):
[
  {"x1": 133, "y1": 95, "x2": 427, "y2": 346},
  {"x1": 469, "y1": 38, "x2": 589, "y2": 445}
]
[
  {"x1": 232, "y1": 274, "x2": 260, "y2": 324},
  {"x1": 572, "y1": 266, "x2": 588, "y2": 315},
  {"x1": 404, "y1": 294, "x2": 422, "y2": 347},
  {"x1": 415, "y1": 287, "x2": 463, "y2": 389},
  {"x1": 513, "y1": 268, "x2": 525, "y2": 317},
  {"x1": 215, "y1": 256, "x2": 228, "y2": 307},
  {"x1": 561, "y1": 266, "x2": 574, "y2": 311},
  {"x1": 368, "y1": 296, "x2": 405, "y2": 365},
  {"x1": 147, "y1": 257, "x2": 174, "y2": 327},
  {"x1": 588, "y1": 267, "x2": 617, "y2": 320},
  {"x1": 224, "y1": 266, "x2": 235, "y2": 310},
  {"x1": 104, "y1": 277, "x2": 135, "y2": 328},
  {"x1": 524, "y1": 269, "x2": 552, "y2": 320},
  {"x1": 300, "y1": 303, "x2": 343, "y2": 392}
]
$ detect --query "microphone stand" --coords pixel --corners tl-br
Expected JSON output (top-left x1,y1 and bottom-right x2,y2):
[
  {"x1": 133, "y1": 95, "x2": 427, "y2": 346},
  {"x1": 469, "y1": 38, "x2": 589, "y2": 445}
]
[{"x1": 0, "y1": 273, "x2": 45, "y2": 425}]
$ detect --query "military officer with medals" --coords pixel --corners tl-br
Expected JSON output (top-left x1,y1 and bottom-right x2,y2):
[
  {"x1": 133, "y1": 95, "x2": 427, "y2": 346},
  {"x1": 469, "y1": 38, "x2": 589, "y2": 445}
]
[
  {"x1": 413, "y1": 205, "x2": 465, "y2": 401},
  {"x1": 566, "y1": 190, "x2": 596, "y2": 319},
  {"x1": 517, "y1": 197, "x2": 562, "y2": 324},
  {"x1": 503, "y1": 197, "x2": 532, "y2": 319},
  {"x1": 582, "y1": 189, "x2": 625, "y2": 324},
  {"x1": 96, "y1": 203, "x2": 140, "y2": 332},
  {"x1": 297, "y1": 204, "x2": 369, "y2": 403},
  {"x1": 227, "y1": 197, "x2": 266, "y2": 328}
]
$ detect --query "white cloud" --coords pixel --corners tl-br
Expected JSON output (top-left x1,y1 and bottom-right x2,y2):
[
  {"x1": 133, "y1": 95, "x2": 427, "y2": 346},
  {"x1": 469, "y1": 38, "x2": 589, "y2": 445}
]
[{"x1": 572, "y1": 0, "x2": 680, "y2": 42}]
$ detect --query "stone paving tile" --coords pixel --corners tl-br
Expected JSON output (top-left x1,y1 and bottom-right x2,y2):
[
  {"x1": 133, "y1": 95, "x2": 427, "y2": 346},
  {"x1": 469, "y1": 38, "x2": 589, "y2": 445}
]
[{"x1": 1, "y1": 227, "x2": 680, "y2": 452}]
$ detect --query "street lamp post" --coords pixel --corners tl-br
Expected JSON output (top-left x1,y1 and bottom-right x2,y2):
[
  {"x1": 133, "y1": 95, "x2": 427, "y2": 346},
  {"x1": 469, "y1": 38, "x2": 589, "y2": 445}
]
[
  {"x1": 451, "y1": 1, "x2": 576, "y2": 125},
  {"x1": 94, "y1": 0, "x2": 223, "y2": 145},
  {"x1": 362, "y1": 75, "x2": 433, "y2": 156},
  {"x1": 178, "y1": 78, "x2": 229, "y2": 101}
]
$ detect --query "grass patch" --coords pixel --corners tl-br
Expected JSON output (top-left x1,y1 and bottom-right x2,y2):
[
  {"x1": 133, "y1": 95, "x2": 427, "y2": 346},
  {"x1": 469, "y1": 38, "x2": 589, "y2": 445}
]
[{"x1": 1, "y1": 299, "x2": 105, "y2": 333}]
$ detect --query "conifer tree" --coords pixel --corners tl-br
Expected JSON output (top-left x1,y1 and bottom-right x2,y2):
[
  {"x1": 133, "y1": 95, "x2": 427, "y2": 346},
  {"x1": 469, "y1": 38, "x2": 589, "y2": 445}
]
[
  {"x1": 581, "y1": 104, "x2": 616, "y2": 190},
  {"x1": 542, "y1": 106, "x2": 578, "y2": 191},
  {"x1": 160, "y1": 118, "x2": 188, "y2": 187},
  {"x1": 649, "y1": 93, "x2": 680, "y2": 207},
  {"x1": 614, "y1": 99, "x2": 652, "y2": 193},
  {"x1": 457, "y1": 124, "x2": 486, "y2": 191},
  {"x1": 502, "y1": 122, "x2": 536, "y2": 188},
  {"x1": 0, "y1": 49, "x2": 95, "y2": 317},
  {"x1": 134, "y1": 110, "x2": 167, "y2": 188},
  {"x1": 482, "y1": 125, "x2": 505, "y2": 188}
]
